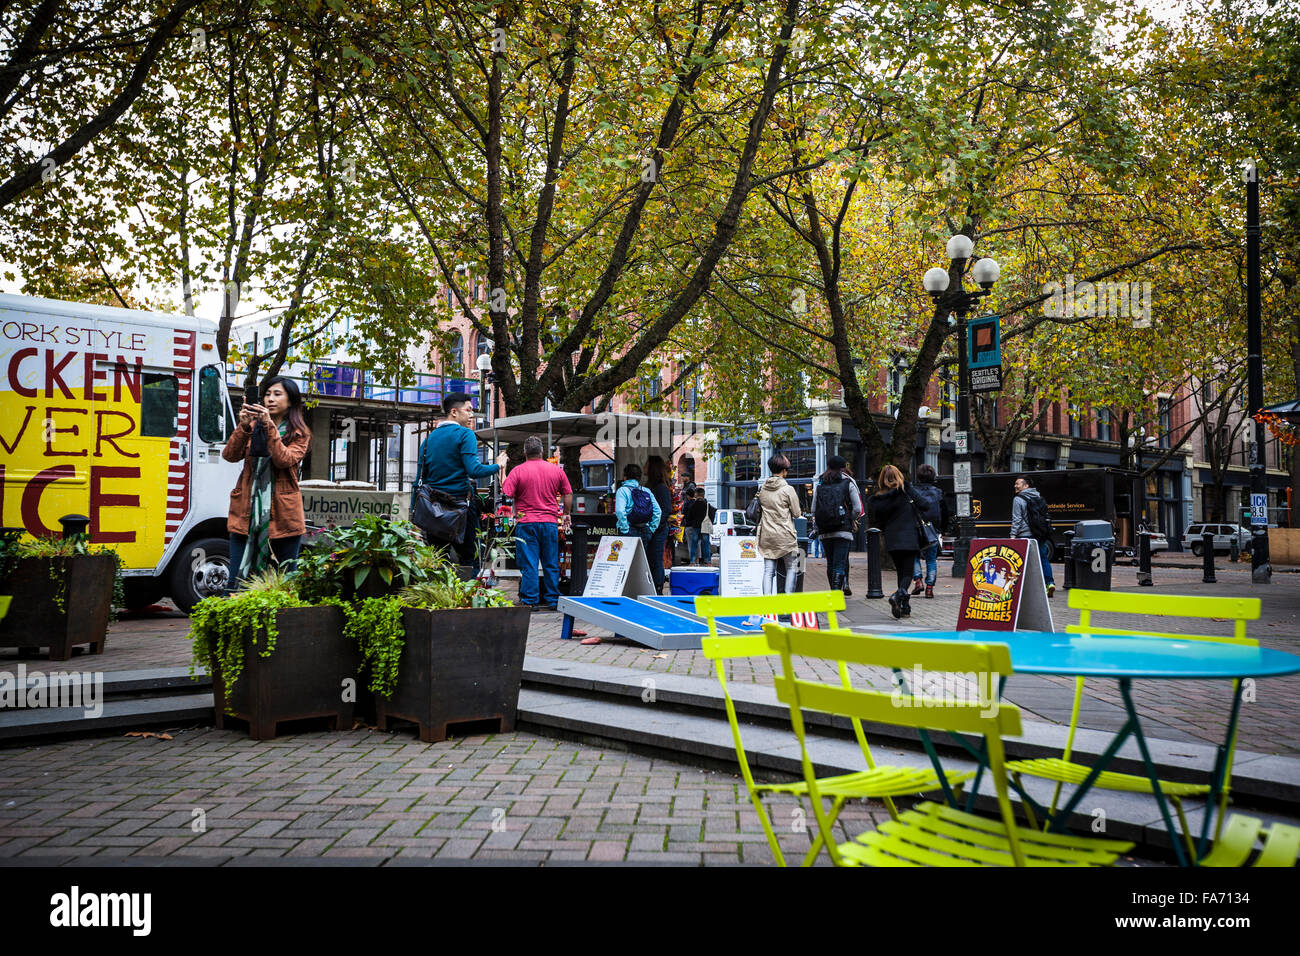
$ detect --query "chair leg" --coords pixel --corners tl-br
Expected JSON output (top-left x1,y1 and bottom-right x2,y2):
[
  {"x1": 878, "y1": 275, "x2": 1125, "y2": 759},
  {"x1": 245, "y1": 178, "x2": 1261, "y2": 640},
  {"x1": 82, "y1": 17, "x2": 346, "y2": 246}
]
[
  {"x1": 750, "y1": 792, "x2": 787, "y2": 867},
  {"x1": 802, "y1": 796, "x2": 846, "y2": 867},
  {"x1": 1013, "y1": 773, "x2": 1041, "y2": 831},
  {"x1": 881, "y1": 795, "x2": 900, "y2": 823}
]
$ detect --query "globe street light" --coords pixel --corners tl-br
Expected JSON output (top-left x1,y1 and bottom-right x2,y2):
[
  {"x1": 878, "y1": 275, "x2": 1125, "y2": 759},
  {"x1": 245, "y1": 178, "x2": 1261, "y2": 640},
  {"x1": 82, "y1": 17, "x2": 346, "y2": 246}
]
[{"x1": 924, "y1": 236, "x2": 999, "y2": 577}]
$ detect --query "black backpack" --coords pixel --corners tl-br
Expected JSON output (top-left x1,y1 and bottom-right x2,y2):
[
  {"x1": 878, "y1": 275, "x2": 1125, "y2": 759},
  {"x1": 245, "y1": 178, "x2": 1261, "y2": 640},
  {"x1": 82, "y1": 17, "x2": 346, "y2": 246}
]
[
  {"x1": 814, "y1": 477, "x2": 851, "y2": 532},
  {"x1": 1019, "y1": 492, "x2": 1053, "y2": 542}
]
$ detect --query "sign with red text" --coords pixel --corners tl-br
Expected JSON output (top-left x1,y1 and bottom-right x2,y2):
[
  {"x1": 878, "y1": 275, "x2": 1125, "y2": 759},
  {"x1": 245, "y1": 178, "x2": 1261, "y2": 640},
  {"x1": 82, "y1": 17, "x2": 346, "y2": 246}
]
[{"x1": 956, "y1": 538, "x2": 1053, "y2": 632}]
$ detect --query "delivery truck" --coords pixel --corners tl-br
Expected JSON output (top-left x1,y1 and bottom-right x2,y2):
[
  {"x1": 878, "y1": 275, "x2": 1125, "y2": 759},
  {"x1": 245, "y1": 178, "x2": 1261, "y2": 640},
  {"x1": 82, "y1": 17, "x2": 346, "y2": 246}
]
[
  {"x1": 1, "y1": 293, "x2": 242, "y2": 611},
  {"x1": 937, "y1": 467, "x2": 1147, "y2": 559}
]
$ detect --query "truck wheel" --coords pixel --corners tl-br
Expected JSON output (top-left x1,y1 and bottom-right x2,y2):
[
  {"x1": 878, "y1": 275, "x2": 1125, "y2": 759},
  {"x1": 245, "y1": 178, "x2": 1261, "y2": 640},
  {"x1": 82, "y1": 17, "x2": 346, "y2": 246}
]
[
  {"x1": 121, "y1": 578, "x2": 165, "y2": 611},
  {"x1": 1191, "y1": 542, "x2": 1203, "y2": 557},
  {"x1": 169, "y1": 537, "x2": 230, "y2": 614}
]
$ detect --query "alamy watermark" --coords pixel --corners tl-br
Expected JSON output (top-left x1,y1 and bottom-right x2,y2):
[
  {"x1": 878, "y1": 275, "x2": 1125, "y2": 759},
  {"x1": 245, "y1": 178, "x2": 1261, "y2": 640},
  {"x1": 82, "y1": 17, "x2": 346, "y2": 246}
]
[
  {"x1": 0, "y1": 665, "x2": 103, "y2": 718},
  {"x1": 595, "y1": 411, "x2": 713, "y2": 448},
  {"x1": 890, "y1": 666, "x2": 998, "y2": 719},
  {"x1": 1042, "y1": 274, "x2": 1152, "y2": 328}
]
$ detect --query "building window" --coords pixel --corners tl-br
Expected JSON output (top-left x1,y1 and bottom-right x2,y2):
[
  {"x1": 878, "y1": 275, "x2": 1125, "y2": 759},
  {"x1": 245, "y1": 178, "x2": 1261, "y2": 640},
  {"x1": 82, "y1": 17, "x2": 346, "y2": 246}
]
[
  {"x1": 581, "y1": 462, "x2": 613, "y2": 491},
  {"x1": 778, "y1": 442, "x2": 815, "y2": 479},
  {"x1": 729, "y1": 444, "x2": 760, "y2": 482},
  {"x1": 447, "y1": 334, "x2": 464, "y2": 378},
  {"x1": 1158, "y1": 397, "x2": 1172, "y2": 449},
  {"x1": 888, "y1": 355, "x2": 905, "y2": 416},
  {"x1": 1068, "y1": 397, "x2": 1082, "y2": 438},
  {"x1": 1096, "y1": 407, "x2": 1112, "y2": 442},
  {"x1": 940, "y1": 370, "x2": 958, "y2": 425},
  {"x1": 640, "y1": 372, "x2": 663, "y2": 406}
]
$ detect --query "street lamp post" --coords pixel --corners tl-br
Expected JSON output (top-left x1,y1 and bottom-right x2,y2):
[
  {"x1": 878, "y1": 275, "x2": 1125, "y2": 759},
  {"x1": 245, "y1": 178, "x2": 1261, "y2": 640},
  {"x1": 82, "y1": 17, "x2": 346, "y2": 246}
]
[{"x1": 924, "y1": 235, "x2": 999, "y2": 577}]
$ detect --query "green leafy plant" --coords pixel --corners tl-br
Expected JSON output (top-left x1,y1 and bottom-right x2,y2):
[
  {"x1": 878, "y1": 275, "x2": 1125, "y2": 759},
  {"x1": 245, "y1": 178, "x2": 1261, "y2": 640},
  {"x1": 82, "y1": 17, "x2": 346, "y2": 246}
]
[
  {"x1": 9, "y1": 534, "x2": 125, "y2": 621},
  {"x1": 292, "y1": 515, "x2": 432, "y2": 601},
  {"x1": 344, "y1": 595, "x2": 406, "y2": 697}
]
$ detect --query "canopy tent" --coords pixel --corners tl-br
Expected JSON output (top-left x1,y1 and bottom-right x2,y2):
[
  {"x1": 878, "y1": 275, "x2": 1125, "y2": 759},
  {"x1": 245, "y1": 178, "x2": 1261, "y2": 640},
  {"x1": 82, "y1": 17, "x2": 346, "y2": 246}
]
[{"x1": 1259, "y1": 399, "x2": 1300, "y2": 424}]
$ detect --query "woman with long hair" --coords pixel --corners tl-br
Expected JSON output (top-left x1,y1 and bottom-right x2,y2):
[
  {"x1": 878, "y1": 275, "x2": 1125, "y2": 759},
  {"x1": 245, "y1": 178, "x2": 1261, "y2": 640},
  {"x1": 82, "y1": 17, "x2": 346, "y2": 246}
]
[
  {"x1": 644, "y1": 454, "x2": 673, "y2": 593},
  {"x1": 222, "y1": 375, "x2": 311, "y2": 589},
  {"x1": 867, "y1": 463, "x2": 921, "y2": 618}
]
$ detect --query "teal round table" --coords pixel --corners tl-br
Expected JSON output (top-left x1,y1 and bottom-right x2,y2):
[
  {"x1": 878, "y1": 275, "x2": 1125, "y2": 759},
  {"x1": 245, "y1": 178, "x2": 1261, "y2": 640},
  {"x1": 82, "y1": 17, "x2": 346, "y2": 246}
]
[{"x1": 884, "y1": 630, "x2": 1300, "y2": 866}]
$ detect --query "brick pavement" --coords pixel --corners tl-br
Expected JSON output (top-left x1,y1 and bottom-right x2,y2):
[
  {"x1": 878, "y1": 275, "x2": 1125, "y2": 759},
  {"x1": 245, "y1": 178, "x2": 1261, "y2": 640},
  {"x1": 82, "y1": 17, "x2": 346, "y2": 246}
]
[{"x1": 0, "y1": 727, "x2": 895, "y2": 864}]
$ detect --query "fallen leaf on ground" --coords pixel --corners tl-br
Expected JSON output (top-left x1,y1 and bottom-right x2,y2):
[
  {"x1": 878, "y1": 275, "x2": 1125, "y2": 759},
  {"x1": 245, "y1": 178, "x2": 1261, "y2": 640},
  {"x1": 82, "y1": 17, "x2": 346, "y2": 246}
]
[
  {"x1": 653, "y1": 653, "x2": 668, "y2": 659},
  {"x1": 124, "y1": 731, "x2": 172, "y2": 740}
]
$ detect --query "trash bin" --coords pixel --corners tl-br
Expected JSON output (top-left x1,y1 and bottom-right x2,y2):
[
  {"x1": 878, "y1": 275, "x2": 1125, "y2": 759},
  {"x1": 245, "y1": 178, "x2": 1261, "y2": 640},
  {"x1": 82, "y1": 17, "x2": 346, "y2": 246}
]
[{"x1": 1070, "y1": 520, "x2": 1115, "y2": 591}]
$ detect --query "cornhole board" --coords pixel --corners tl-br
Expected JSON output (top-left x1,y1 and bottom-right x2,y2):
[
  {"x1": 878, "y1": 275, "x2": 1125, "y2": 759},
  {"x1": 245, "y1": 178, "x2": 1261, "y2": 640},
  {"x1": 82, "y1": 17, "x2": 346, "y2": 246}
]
[
  {"x1": 557, "y1": 596, "x2": 708, "y2": 650},
  {"x1": 641, "y1": 594, "x2": 761, "y2": 633},
  {"x1": 956, "y1": 538, "x2": 1054, "y2": 632}
]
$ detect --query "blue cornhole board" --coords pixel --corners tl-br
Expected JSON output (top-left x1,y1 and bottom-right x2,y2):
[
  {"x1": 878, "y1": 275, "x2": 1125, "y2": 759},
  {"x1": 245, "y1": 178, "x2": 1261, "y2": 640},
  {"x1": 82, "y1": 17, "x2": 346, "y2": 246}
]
[
  {"x1": 641, "y1": 594, "x2": 762, "y2": 634},
  {"x1": 557, "y1": 596, "x2": 709, "y2": 650}
]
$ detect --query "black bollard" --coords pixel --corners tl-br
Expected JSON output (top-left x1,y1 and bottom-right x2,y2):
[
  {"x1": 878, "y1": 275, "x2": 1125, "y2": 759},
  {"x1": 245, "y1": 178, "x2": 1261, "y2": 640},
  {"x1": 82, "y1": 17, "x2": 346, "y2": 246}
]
[
  {"x1": 866, "y1": 527, "x2": 885, "y2": 599},
  {"x1": 59, "y1": 514, "x2": 90, "y2": 540},
  {"x1": 1229, "y1": 534, "x2": 1240, "y2": 563},
  {"x1": 1137, "y1": 530, "x2": 1153, "y2": 587},
  {"x1": 1063, "y1": 531, "x2": 1076, "y2": 590},
  {"x1": 1202, "y1": 530, "x2": 1217, "y2": 583}
]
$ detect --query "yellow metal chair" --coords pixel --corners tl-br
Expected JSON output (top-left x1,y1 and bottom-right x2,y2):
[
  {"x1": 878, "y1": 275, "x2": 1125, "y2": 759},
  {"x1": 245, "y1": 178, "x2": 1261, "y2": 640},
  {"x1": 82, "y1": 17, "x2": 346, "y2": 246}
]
[
  {"x1": 764, "y1": 622, "x2": 1134, "y2": 866},
  {"x1": 1200, "y1": 814, "x2": 1300, "y2": 867},
  {"x1": 695, "y1": 591, "x2": 972, "y2": 866},
  {"x1": 1006, "y1": 589, "x2": 1260, "y2": 858}
]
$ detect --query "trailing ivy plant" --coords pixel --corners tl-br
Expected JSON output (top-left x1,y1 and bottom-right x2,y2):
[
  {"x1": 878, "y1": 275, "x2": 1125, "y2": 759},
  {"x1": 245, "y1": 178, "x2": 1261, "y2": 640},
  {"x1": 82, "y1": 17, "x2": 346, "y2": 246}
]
[{"x1": 344, "y1": 595, "x2": 407, "y2": 698}]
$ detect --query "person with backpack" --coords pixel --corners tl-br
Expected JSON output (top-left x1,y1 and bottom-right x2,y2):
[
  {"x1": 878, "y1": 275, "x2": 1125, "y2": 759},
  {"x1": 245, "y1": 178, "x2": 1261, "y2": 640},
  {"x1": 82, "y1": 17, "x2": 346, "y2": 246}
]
[
  {"x1": 810, "y1": 454, "x2": 862, "y2": 595},
  {"x1": 867, "y1": 464, "x2": 923, "y2": 619},
  {"x1": 644, "y1": 455, "x2": 673, "y2": 593},
  {"x1": 909, "y1": 463, "x2": 949, "y2": 599},
  {"x1": 1012, "y1": 475, "x2": 1056, "y2": 597},
  {"x1": 615, "y1": 462, "x2": 661, "y2": 562},
  {"x1": 684, "y1": 487, "x2": 714, "y2": 565}
]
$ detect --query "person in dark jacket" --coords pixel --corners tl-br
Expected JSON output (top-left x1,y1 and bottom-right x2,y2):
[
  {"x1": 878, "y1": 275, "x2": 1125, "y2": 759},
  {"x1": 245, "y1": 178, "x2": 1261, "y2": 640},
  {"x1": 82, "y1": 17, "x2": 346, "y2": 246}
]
[
  {"x1": 810, "y1": 454, "x2": 863, "y2": 594},
  {"x1": 644, "y1": 455, "x2": 673, "y2": 593},
  {"x1": 867, "y1": 464, "x2": 922, "y2": 619},
  {"x1": 910, "y1": 463, "x2": 949, "y2": 599}
]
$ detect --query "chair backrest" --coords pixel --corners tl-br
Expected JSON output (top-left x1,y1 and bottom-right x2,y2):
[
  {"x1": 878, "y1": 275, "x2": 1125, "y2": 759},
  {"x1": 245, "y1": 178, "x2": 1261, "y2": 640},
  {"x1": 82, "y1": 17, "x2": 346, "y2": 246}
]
[
  {"x1": 763, "y1": 623, "x2": 1029, "y2": 865},
  {"x1": 1067, "y1": 589, "x2": 1259, "y2": 645}
]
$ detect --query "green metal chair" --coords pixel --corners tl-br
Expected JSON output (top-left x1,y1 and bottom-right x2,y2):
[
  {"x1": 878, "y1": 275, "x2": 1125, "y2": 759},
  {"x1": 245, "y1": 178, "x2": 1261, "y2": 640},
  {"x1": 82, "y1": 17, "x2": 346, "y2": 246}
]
[
  {"x1": 764, "y1": 622, "x2": 1134, "y2": 866},
  {"x1": 1200, "y1": 814, "x2": 1300, "y2": 867},
  {"x1": 1006, "y1": 589, "x2": 1260, "y2": 858},
  {"x1": 695, "y1": 591, "x2": 972, "y2": 866}
]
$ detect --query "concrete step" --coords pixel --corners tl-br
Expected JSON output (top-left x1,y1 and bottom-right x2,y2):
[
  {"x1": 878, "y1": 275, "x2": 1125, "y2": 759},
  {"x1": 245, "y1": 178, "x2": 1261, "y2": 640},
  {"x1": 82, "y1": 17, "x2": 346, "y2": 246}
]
[
  {"x1": 0, "y1": 692, "x2": 214, "y2": 742},
  {"x1": 519, "y1": 655, "x2": 1300, "y2": 809}
]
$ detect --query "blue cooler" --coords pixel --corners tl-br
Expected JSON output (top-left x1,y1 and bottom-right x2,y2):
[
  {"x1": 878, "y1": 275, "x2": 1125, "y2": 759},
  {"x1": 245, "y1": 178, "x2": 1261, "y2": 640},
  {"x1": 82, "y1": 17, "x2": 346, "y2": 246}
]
[{"x1": 670, "y1": 567, "x2": 720, "y2": 597}]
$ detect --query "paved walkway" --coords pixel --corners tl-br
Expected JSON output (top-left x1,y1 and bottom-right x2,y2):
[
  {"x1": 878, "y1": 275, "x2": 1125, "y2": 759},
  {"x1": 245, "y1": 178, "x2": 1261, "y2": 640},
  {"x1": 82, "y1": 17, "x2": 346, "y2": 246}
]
[{"x1": 0, "y1": 727, "x2": 892, "y2": 864}]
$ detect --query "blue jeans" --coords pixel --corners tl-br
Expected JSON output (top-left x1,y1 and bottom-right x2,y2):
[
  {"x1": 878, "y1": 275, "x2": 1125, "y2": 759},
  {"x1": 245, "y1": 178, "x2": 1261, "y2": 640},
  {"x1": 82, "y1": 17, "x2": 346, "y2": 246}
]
[
  {"x1": 913, "y1": 543, "x2": 939, "y2": 586},
  {"x1": 226, "y1": 534, "x2": 302, "y2": 593},
  {"x1": 688, "y1": 527, "x2": 711, "y2": 563},
  {"x1": 515, "y1": 522, "x2": 560, "y2": 607},
  {"x1": 1039, "y1": 539, "x2": 1055, "y2": 587}
]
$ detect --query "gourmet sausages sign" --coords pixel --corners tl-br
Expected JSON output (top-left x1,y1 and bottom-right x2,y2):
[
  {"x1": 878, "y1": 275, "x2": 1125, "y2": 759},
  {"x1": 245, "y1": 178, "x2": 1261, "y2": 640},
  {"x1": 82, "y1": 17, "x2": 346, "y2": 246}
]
[{"x1": 956, "y1": 538, "x2": 1053, "y2": 632}]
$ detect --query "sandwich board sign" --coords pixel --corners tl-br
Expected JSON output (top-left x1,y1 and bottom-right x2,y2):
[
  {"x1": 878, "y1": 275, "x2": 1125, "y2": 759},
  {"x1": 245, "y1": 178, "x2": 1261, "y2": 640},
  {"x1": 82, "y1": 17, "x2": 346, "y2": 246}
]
[
  {"x1": 720, "y1": 536, "x2": 765, "y2": 597},
  {"x1": 583, "y1": 535, "x2": 655, "y2": 597},
  {"x1": 956, "y1": 538, "x2": 1053, "y2": 632}
]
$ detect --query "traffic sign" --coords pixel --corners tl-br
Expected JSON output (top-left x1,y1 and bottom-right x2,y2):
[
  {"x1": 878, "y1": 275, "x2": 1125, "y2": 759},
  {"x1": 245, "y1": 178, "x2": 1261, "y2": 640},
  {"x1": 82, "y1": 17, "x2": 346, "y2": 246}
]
[{"x1": 955, "y1": 431, "x2": 969, "y2": 455}]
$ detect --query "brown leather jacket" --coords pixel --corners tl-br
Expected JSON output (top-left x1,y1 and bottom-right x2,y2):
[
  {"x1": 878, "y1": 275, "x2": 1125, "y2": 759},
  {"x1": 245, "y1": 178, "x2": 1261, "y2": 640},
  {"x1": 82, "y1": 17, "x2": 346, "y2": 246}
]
[{"x1": 223, "y1": 422, "x2": 311, "y2": 538}]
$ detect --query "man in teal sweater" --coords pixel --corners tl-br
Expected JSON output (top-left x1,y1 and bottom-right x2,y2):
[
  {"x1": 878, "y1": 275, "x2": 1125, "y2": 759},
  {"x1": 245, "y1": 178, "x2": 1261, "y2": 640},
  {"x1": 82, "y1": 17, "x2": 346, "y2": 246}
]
[{"x1": 413, "y1": 392, "x2": 507, "y2": 566}]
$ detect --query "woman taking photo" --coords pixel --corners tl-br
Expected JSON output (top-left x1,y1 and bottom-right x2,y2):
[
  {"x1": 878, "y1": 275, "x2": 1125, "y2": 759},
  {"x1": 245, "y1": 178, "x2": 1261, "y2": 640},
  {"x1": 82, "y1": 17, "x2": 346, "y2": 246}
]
[
  {"x1": 223, "y1": 376, "x2": 311, "y2": 589},
  {"x1": 867, "y1": 464, "x2": 921, "y2": 619}
]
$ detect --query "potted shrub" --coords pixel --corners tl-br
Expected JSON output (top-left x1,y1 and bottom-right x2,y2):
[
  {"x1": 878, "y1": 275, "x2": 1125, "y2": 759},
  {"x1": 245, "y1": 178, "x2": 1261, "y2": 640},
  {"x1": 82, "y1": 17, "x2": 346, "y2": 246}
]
[
  {"x1": 0, "y1": 531, "x2": 122, "y2": 661},
  {"x1": 189, "y1": 569, "x2": 358, "y2": 740},
  {"x1": 356, "y1": 564, "x2": 528, "y2": 743}
]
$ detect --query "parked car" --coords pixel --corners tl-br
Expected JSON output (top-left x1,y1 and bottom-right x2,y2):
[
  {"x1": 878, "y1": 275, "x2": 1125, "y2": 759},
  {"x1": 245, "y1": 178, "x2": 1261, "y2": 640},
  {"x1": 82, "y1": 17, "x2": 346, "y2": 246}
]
[
  {"x1": 710, "y1": 509, "x2": 754, "y2": 548},
  {"x1": 1182, "y1": 523, "x2": 1252, "y2": 556},
  {"x1": 1146, "y1": 531, "x2": 1169, "y2": 554}
]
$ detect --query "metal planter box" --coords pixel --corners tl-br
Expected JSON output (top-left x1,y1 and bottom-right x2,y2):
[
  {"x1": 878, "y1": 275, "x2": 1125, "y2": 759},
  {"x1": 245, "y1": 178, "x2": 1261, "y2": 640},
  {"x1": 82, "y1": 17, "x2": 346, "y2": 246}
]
[
  {"x1": 0, "y1": 555, "x2": 115, "y2": 660},
  {"x1": 212, "y1": 606, "x2": 359, "y2": 740},
  {"x1": 375, "y1": 606, "x2": 530, "y2": 743}
]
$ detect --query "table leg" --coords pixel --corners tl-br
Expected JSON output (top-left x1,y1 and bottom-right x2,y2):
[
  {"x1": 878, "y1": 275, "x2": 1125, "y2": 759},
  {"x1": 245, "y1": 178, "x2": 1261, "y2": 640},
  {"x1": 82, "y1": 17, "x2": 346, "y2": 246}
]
[
  {"x1": 1117, "y1": 679, "x2": 1191, "y2": 868},
  {"x1": 1196, "y1": 678, "x2": 1245, "y2": 861}
]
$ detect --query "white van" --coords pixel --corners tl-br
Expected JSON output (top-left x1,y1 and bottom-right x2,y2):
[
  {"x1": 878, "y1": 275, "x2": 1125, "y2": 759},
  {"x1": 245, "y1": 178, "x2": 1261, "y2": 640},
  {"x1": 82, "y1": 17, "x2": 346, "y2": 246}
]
[
  {"x1": 1, "y1": 294, "x2": 242, "y2": 611},
  {"x1": 709, "y1": 508, "x2": 754, "y2": 548}
]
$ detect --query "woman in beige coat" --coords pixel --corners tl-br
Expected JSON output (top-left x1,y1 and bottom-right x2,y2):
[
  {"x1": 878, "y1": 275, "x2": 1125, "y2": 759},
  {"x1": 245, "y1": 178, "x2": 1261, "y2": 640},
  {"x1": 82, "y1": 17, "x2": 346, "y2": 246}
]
[{"x1": 755, "y1": 453, "x2": 802, "y2": 595}]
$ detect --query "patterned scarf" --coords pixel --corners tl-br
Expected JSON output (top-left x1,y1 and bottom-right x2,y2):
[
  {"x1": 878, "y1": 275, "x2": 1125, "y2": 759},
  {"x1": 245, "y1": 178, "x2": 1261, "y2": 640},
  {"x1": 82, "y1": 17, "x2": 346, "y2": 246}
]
[{"x1": 239, "y1": 421, "x2": 287, "y2": 580}]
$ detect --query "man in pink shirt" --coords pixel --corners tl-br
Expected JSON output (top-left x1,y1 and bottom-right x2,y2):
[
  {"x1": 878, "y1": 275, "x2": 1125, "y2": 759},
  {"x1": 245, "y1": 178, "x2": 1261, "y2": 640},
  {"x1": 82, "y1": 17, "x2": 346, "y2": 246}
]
[{"x1": 501, "y1": 435, "x2": 573, "y2": 611}]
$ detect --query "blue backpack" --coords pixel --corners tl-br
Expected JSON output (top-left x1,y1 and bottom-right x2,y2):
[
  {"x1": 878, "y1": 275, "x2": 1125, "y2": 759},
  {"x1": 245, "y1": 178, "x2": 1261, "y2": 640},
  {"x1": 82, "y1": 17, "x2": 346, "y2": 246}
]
[{"x1": 628, "y1": 486, "x2": 655, "y2": 526}]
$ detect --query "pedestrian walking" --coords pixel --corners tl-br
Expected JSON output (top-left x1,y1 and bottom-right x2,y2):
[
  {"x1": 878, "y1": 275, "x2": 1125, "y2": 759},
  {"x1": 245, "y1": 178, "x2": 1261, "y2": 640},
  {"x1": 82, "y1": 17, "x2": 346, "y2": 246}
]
[
  {"x1": 223, "y1": 376, "x2": 311, "y2": 590},
  {"x1": 1012, "y1": 475, "x2": 1056, "y2": 597},
  {"x1": 756, "y1": 453, "x2": 802, "y2": 597},
  {"x1": 909, "y1": 463, "x2": 949, "y2": 599},
  {"x1": 810, "y1": 454, "x2": 862, "y2": 595},
  {"x1": 643, "y1": 456, "x2": 673, "y2": 593},
  {"x1": 684, "y1": 487, "x2": 715, "y2": 565},
  {"x1": 615, "y1": 462, "x2": 661, "y2": 561},
  {"x1": 867, "y1": 464, "x2": 922, "y2": 619},
  {"x1": 501, "y1": 435, "x2": 572, "y2": 611},
  {"x1": 412, "y1": 392, "x2": 507, "y2": 568}
]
